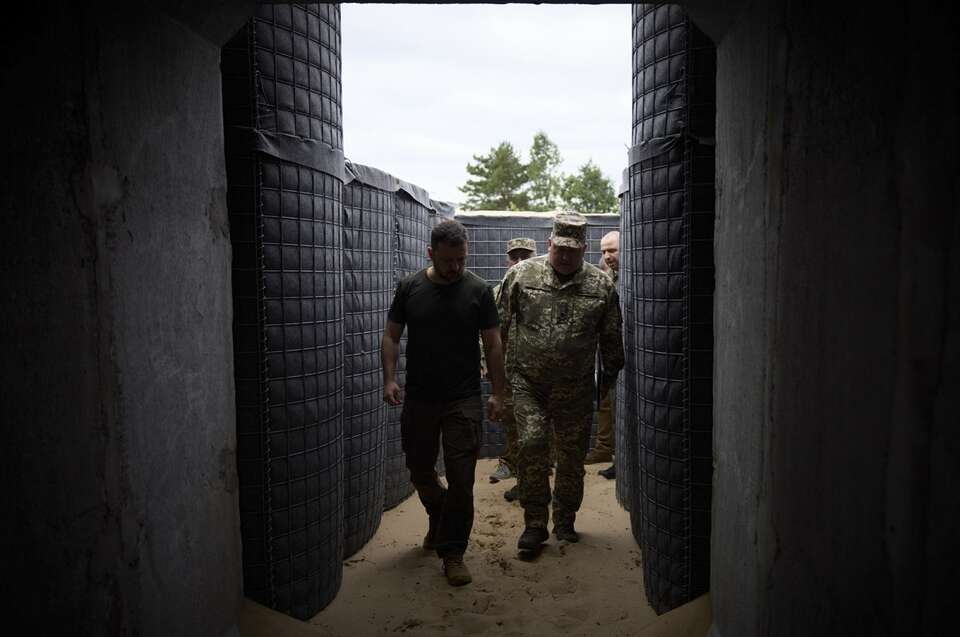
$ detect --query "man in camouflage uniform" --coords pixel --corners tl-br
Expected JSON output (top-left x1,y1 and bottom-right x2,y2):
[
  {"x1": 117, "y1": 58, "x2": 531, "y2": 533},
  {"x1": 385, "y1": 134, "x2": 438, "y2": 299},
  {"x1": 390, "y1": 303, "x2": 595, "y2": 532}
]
[
  {"x1": 497, "y1": 213, "x2": 624, "y2": 549},
  {"x1": 488, "y1": 238, "x2": 537, "y2": 493}
]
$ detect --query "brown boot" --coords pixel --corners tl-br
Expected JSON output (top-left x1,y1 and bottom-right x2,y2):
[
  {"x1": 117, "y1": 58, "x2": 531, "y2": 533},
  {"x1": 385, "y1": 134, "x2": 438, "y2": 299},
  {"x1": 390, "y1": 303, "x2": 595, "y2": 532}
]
[
  {"x1": 583, "y1": 449, "x2": 612, "y2": 464},
  {"x1": 442, "y1": 554, "x2": 472, "y2": 586}
]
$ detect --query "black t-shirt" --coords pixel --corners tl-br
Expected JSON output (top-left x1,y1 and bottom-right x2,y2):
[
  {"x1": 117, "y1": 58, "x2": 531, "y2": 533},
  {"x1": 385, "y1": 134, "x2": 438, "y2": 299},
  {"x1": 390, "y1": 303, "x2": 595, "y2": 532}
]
[{"x1": 388, "y1": 269, "x2": 499, "y2": 401}]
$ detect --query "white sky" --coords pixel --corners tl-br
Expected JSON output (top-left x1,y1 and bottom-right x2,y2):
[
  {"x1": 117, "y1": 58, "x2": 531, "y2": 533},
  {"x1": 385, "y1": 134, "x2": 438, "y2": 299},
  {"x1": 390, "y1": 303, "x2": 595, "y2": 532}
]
[{"x1": 340, "y1": 3, "x2": 632, "y2": 208}]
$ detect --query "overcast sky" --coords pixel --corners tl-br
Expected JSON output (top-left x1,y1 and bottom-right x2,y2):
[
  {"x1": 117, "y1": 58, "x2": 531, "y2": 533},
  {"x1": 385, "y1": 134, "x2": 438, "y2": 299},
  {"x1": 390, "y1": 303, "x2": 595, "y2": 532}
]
[{"x1": 340, "y1": 3, "x2": 632, "y2": 208}]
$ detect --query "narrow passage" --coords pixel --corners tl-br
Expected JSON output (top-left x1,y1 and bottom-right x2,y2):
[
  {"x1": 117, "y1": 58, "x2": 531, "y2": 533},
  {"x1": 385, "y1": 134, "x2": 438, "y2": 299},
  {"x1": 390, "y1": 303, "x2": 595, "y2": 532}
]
[{"x1": 243, "y1": 458, "x2": 657, "y2": 635}]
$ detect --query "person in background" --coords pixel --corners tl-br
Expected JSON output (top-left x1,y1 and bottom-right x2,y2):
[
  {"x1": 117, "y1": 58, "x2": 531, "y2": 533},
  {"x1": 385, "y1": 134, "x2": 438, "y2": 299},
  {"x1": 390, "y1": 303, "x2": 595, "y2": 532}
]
[
  {"x1": 591, "y1": 231, "x2": 620, "y2": 479},
  {"x1": 497, "y1": 214, "x2": 624, "y2": 551},
  {"x1": 488, "y1": 238, "x2": 537, "y2": 502},
  {"x1": 584, "y1": 230, "x2": 620, "y2": 478},
  {"x1": 381, "y1": 219, "x2": 506, "y2": 586}
]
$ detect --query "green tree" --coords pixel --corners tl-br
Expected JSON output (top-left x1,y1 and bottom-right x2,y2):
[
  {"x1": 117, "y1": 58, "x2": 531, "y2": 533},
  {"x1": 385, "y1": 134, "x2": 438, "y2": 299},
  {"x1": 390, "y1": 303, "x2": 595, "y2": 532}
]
[
  {"x1": 560, "y1": 160, "x2": 618, "y2": 214},
  {"x1": 525, "y1": 131, "x2": 563, "y2": 211},
  {"x1": 459, "y1": 142, "x2": 530, "y2": 210}
]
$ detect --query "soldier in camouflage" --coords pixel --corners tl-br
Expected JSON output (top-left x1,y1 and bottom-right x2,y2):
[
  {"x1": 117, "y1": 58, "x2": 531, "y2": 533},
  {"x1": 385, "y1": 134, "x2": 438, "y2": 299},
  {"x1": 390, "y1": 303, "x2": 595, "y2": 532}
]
[
  {"x1": 488, "y1": 238, "x2": 537, "y2": 492},
  {"x1": 497, "y1": 213, "x2": 624, "y2": 550}
]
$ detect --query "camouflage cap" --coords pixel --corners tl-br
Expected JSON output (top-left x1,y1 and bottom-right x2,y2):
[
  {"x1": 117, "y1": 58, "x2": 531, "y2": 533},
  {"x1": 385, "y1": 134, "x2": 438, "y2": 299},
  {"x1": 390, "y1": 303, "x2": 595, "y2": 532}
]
[
  {"x1": 550, "y1": 212, "x2": 587, "y2": 249},
  {"x1": 506, "y1": 237, "x2": 536, "y2": 254}
]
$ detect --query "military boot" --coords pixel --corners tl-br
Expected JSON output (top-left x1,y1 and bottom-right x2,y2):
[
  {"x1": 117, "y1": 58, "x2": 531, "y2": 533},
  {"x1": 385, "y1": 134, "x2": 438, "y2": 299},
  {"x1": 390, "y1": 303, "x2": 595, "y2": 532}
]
[
  {"x1": 553, "y1": 522, "x2": 579, "y2": 543},
  {"x1": 442, "y1": 554, "x2": 472, "y2": 586},
  {"x1": 553, "y1": 511, "x2": 579, "y2": 542},
  {"x1": 518, "y1": 526, "x2": 549, "y2": 551}
]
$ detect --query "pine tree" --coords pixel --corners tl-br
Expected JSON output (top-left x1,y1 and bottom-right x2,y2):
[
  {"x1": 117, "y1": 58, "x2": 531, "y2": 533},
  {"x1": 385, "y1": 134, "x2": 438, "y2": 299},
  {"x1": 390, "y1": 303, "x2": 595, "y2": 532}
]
[
  {"x1": 560, "y1": 160, "x2": 618, "y2": 214},
  {"x1": 525, "y1": 131, "x2": 563, "y2": 211},
  {"x1": 459, "y1": 142, "x2": 530, "y2": 210}
]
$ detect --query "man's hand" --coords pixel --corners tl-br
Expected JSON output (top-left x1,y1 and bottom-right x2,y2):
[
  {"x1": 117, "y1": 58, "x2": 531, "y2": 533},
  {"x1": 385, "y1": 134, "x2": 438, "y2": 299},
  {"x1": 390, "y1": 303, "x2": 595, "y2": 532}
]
[
  {"x1": 383, "y1": 381, "x2": 402, "y2": 406},
  {"x1": 486, "y1": 392, "x2": 504, "y2": 422}
]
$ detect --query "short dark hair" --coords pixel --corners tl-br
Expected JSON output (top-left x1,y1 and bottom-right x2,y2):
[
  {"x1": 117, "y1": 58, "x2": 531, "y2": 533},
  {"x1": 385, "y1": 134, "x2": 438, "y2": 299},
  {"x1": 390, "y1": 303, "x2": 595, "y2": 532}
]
[{"x1": 431, "y1": 219, "x2": 468, "y2": 250}]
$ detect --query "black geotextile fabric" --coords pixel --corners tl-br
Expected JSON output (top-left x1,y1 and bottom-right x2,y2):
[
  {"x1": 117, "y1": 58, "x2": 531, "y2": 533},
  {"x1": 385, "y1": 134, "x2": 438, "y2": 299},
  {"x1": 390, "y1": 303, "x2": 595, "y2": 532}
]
[
  {"x1": 341, "y1": 179, "x2": 391, "y2": 559},
  {"x1": 342, "y1": 163, "x2": 449, "y2": 512},
  {"x1": 382, "y1": 191, "x2": 434, "y2": 509},
  {"x1": 453, "y1": 214, "x2": 621, "y2": 457},
  {"x1": 627, "y1": 4, "x2": 716, "y2": 615},
  {"x1": 615, "y1": 187, "x2": 636, "y2": 512},
  {"x1": 223, "y1": 3, "x2": 344, "y2": 619}
]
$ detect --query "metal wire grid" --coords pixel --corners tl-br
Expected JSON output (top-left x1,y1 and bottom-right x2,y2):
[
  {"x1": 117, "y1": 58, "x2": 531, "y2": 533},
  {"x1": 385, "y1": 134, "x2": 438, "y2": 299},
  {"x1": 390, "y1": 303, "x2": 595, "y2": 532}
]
[
  {"x1": 465, "y1": 225, "x2": 552, "y2": 285},
  {"x1": 683, "y1": 20, "x2": 717, "y2": 600},
  {"x1": 341, "y1": 182, "x2": 393, "y2": 558},
  {"x1": 382, "y1": 193, "x2": 433, "y2": 509},
  {"x1": 226, "y1": 16, "x2": 281, "y2": 614},
  {"x1": 615, "y1": 192, "x2": 636, "y2": 511},
  {"x1": 632, "y1": 3, "x2": 687, "y2": 148},
  {"x1": 456, "y1": 217, "x2": 621, "y2": 287},
  {"x1": 395, "y1": 193, "x2": 433, "y2": 276},
  {"x1": 256, "y1": 159, "x2": 345, "y2": 619},
  {"x1": 252, "y1": 3, "x2": 342, "y2": 150},
  {"x1": 631, "y1": 3, "x2": 692, "y2": 615},
  {"x1": 228, "y1": 143, "x2": 272, "y2": 613},
  {"x1": 226, "y1": 7, "x2": 345, "y2": 618}
]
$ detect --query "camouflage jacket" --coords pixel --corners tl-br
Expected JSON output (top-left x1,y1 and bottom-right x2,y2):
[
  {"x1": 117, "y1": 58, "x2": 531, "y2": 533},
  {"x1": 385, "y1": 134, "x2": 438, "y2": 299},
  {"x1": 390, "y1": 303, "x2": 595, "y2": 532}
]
[
  {"x1": 497, "y1": 255, "x2": 624, "y2": 390},
  {"x1": 492, "y1": 282, "x2": 520, "y2": 375}
]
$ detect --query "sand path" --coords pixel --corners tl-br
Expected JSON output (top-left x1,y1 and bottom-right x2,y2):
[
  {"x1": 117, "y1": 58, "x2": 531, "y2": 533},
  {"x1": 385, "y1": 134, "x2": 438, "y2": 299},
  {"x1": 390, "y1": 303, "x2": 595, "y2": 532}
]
[{"x1": 306, "y1": 458, "x2": 657, "y2": 635}]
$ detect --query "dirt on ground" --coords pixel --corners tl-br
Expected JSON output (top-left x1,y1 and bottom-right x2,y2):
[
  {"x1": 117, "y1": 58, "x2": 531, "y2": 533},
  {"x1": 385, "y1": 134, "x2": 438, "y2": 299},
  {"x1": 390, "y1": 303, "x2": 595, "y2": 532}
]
[{"x1": 240, "y1": 458, "x2": 710, "y2": 636}]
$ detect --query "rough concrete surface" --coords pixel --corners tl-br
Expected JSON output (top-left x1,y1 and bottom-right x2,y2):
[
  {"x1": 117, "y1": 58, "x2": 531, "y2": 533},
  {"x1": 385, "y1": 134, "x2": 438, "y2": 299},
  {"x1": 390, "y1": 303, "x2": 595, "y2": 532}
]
[
  {"x1": 1, "y1": 3, "x2": 245, "y2": 635},
  {"x1": 711, "y1": 1, "x2": 958, "y2": 635}
]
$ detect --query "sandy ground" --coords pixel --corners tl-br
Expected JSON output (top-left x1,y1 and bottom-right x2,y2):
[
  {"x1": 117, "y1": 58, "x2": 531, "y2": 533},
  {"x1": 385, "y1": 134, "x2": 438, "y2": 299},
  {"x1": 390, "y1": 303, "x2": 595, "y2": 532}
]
[{"x1": 240, "y1": 458, "x2": 710, "y2": 636}]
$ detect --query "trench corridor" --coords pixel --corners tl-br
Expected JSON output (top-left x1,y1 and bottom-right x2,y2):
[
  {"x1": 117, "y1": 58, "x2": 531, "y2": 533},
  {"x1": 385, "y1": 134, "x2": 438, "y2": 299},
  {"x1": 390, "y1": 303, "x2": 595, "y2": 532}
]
[
  {"x1": 240, "y1": 459, "x2": 709, "y2": 636},
  {"x1": 5, "y1": 1, "x2": 956, "y2": 635}
]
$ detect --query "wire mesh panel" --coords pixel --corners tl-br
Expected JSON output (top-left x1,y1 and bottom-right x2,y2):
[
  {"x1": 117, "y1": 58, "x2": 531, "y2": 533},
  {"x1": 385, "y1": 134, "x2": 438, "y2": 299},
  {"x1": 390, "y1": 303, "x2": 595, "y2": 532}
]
[
  {"x1": 453, "y1": 213, "x2": 621, "y2": 457},
  {"x1": 382, "y1": 192, "x2": 433, "y2": 509},
  {"x1": 252, "y1": 3, "x2": 342, "y2": 150},
  {"x1": 456, "y1": 213, "x2": 620, "y2": 286},
  {"x1": 628, "y1": 3, "x2": 716, "y2": 614},
  {"x1": 615, "y1": 182, "x2": 636, "y2": 512},
  {"x1": 223, "y1": 3, "x2": 344, "y2": 619},
  {"x1": 341, "y1": 179, "x2": 392, "y2": 558}
]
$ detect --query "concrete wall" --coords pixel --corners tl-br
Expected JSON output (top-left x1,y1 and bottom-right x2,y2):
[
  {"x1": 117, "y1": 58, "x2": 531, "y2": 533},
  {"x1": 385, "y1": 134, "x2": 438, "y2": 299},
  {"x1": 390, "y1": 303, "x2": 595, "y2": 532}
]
[
  {"x1": 0, "y1": 3, "x2": 248, "y2": 634},
  {"x1": 710, "y1": 1, "x2": 959, "y2": 635}
]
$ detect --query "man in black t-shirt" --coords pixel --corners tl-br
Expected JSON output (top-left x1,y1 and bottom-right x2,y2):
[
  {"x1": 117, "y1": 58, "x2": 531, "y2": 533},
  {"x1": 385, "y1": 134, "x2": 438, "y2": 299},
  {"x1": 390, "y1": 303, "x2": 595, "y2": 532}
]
[{"x1": 381, "y1": 219, "x2": 506, "y2": 587}]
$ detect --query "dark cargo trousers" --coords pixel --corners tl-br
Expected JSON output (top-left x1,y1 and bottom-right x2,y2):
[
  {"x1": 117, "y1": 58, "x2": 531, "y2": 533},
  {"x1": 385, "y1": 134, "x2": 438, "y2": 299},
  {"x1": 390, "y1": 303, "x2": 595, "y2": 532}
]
[
  {"x1": 401, "y1": 396, "x2": 483, "y2": 557},
  {"x1": 512, "y1": 375, "x2": 593, "y2": 529}
]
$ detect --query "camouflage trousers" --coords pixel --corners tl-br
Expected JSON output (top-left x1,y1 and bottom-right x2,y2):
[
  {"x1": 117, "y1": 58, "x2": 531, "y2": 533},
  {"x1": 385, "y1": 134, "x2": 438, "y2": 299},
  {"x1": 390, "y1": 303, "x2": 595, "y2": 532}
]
[
  {"x1": 500, "y1": 383, "x2": 556, "y2": 474},
  {"x1": 512, "y1": 374, "x2": 593, "y2": 530},
  {"x1": 499, "y1": 384, "x2": 518, "y2": 472}
]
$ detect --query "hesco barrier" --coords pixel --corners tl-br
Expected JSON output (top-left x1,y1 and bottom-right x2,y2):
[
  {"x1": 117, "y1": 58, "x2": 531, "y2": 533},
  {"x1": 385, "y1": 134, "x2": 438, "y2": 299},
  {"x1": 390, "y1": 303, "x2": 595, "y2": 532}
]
[
  {"x1": 223, "y1": 3, "x2": 345, "y2": 619},
  {"x1": 614, "y1": 173, "x2": 635, "y2": 512},
  {"x1": 453, "y1": 213, "x2": 621, "y2": 457},
  {"x1": 341, "y1": 164, "x2": 392, "y2": 559},
  {"x1": 339, "y1": 164, "x2": 449, "y2": 511},
  {"x1": 627, "y1": 4, "x2": 716, "y2": 614},
  {"x1": 387, "y1": 187, "x2": 431, "y2": 509}
]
